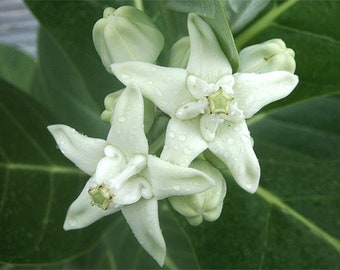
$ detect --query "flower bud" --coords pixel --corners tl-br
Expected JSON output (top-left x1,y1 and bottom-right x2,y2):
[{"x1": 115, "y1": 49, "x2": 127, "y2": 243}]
[
  {"x1": 239, "y1": 39, "x2": 296, "y2": 73},
  {"x1": 93, "y1": 6, "x2": 164, "y2": 73},
  {"x1": 169, "y1": 159, "x2": 226, "y2": 226},
  {"x1": 169, "y1": 36, "x2": 190, "y2": 68}
]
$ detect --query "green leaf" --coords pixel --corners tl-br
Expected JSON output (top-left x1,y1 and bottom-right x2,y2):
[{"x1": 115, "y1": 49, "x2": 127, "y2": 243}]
[
  {"x1": 166, "y1": 0, "x2": 239, "y2": 72},
  {"x1": 0, "y1": 79, "x2": 111, "y2": 266},
  {"x1": 31, "y1": 28, "x2": 108, "y2": 138},
  {"x1": 235, "y1": 0, "x2": 340, "y2": 109},
  {"x1": 181, "y1": 94, "x2": 340, "y2": 269},
  {"x1": 24, "y1": 0, "x2": 121, "y2": 109},
  {"x1": 0, "y1": 43, "x2": 36, "y2": 94}
]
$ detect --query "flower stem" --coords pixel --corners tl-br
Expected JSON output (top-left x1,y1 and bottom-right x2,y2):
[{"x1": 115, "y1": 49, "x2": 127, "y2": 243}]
[{"x1": 235, "y1": 0, "x2": 300, "y2": 48}]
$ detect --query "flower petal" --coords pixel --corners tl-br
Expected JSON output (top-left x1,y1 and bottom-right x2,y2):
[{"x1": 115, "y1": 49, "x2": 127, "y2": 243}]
[
  {"x1": 63, "y1": 179, "x2": 119, "y2": 230},
  {"x1": 121, "y1": 198, "x2": 166, "y2": 266},
  {"x1": 111, "y1": 62, "x2": 194, "y2": 117},
  {"x1": 233, "y1": 71, "x2": 299, "y2": 118},
  {"x1": 187, "y1": 13, "x2": 232, "y2": 82},
  {"x1": 146, "y1": 155, "x2": 214, "y2": 199},
  {"x1": 48, "y1": 124, "x2": 107, "y2": 176},
  {"x1": 208, "y1": 120, "x2": 260, "y2": 193},
  {"x1": 106, "y1": 83, "x2": 148, "y2": 158},
  {"x1": 161, "y1": 118, "x2": 208, "y2": 166}
]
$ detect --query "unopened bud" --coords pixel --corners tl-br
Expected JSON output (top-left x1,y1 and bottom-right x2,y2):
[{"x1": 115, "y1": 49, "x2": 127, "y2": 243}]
[
  {"x1": 239, "y1": 39, "x2": 296, "y2": 73},
  {"x1": 169, "y1": 36, "x2": 190, "y2": 68},
  {"x1": 93, "y1": 6, "x2": 164, "y2": 73},
  {"x1": 169, "y1": 160, "x2": 226, "y2": 226}
]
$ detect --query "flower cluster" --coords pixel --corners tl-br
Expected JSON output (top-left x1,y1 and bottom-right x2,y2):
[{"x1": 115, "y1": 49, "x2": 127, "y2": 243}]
[{"x1": 48, "y1": 6, "x2": 298, "y2": 266}]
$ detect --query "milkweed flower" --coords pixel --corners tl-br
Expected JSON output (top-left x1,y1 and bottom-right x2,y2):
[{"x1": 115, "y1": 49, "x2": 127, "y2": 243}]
[
  {"x1": 48, "y1": 84, "x2": 214, "y2": 266},
  {"x1": 110, "y1": 13, "x2": 298, "y2": 194}
]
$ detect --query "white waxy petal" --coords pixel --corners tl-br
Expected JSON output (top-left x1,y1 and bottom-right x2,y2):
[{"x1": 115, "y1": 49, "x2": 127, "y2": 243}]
[
  {"x1": 122, "y1": 198, "x2": 166, "y2": 266},
  {"x1": 106, "y1": 83, "x2": 148, "y2": 158},
  {"x1": 48, "y1": 125, "x2": 108, "y2": 176},
  {"x1": 146, "y1": 155, "x2": 214, "y2": 200},
  {"x1": 187, "y1": 75, "x2": 216, "y2": 99},
  {"x1": 187, "y1": 13, "x2": 232, "y2": 82},
  {"x1": 93, "y1": 145, "x2": 126, "y2": 184},
  {"x1": 200, "y1": 114, "x2": 224, "y2": 142},
  {"x1": 233, "y1": 71, "x2": 299, "y2": 118},
  {"x1": 112, "y1": 176, "x2": 151, "y2": 206},
  {"x1": 208, "y1": 120, "x2": 260, "y2": 193},
  {"x1": 161, "y1": 118, "x2": 208, "y2": 166},
  {"x1": 111, "y1": 62, "x2": 194, "y2": 117},
  {"x1": 63, "y1": 179, "x2": 119, "y2": 230},
  {"x1": 175, "y1": 98, "x2": 208, "y2": 120}
]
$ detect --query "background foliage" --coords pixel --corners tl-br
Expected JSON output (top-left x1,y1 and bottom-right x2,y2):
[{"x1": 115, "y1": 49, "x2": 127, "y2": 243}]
[{"x1": 0, "y1": 0, "x2": 339, "y2": 268}]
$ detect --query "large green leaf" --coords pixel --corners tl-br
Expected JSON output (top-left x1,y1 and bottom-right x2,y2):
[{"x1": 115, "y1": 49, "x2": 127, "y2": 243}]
[
  {"x1": 0, "y1": 79, "x2": 111, "y2": 265},
  {"x1": 0, "y1": 43, "x2": 36, "y2": 94},
  {"x1": 182, "y1": 94, "x2": 340, "y2": 268},
  {"x1": 24, "y1": 0, "x2": 122, "y2": 109},
  {"x1": 32, "y1": 28, "x2": 108, "y2": 138}
]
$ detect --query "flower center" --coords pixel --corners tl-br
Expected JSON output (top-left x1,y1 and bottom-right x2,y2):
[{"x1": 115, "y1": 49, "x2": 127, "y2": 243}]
[
  {"x1": 88, "y1": 184, "x2": 113, "y2": 210},
  {"x1": 207, "y1": 88, "x2": 234, "y2": 114}
]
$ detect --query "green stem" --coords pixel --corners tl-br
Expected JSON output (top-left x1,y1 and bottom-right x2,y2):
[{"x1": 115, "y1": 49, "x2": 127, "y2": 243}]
[
  {"x1": 235, "y1": 0, "x2": 300, "y2": 48},
  {"x1": 133, "y1": 0, "x2": 144, "y2": 11}
]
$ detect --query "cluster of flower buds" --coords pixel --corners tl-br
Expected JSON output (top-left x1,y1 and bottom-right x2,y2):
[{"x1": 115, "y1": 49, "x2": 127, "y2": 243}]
[{"x1": 49, "y1": 5, "x2": 298, "y2": 266}]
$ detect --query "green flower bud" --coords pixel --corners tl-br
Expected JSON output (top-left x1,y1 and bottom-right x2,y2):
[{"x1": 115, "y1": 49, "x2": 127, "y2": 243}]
[
  {"x1": 93, "y1": 6, "x2": 164, "y2": 73},
  {"x1": 239, "y1": 39, "x2": 296, "y2": 73},
  {"x1": 169, "y1": 159, "x2": 226, "y2": 226},
  {"x1": 169, "y1": 36, "x2": 190, "y2": 68}
]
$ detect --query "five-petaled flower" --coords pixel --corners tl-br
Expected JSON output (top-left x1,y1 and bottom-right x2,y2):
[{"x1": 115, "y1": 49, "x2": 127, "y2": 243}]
[
  {"x1": 48, "y1": 84, "x2": 214, "y2": 266},
  {"x1": 111, "y1": 13, "x2": 298, "y2": 194}
]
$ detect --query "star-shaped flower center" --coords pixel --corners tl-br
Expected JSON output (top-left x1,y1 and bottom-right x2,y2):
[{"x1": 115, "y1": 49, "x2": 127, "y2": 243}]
[
  {"x1": 208, "y1": 88, "x2": 234, "y2": 114},
  {"x1": 88, "y1": 184, "x2": 113, "y2": 210}
]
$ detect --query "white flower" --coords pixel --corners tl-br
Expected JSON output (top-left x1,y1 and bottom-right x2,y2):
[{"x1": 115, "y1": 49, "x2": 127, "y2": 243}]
[
  {"x1": 110, "y1": 14, "x2": 298, "y2": 194},
  {"x1": 48, "y1": 84, "x2": 214, "y2": 266}
]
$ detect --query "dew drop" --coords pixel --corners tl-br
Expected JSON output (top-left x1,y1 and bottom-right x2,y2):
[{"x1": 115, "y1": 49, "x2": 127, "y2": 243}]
[
  {"x1": 241, "y1": 134, "x2": 250, "y2": 143},
  {"x1": 151, "y1": 67, "x2": 157, "y2": 72},
  {"x1": 183, "y1": 147, "x2": 193, "y2": 155},
  {"x1": 155, "y1": 88, "x2": 162, "y2": 97},
  {"x1": 169, "y1": 131, "x2": 175, "y2": 138},
  {"x1": 166, "y1": 76, "x2": 172, "y2": 82},
  {"x1": 174, "y1": 185, "x2": 181, "y2": 191},
  {"x1": 178, "y1": 135, "x2": 186, "y2": 142},
  {"x1": 147, "y1": 81, "x2": 154, "y2": 85},
  {"x1": 69, "y1": 218, "x2": 77, "y2": 227},
  {"x1": 121, "y1": 74, "x2": 130, "y2": 80},
  {"x1": 118, "y1": 116, "x2": 126, "y2": 123},
  {"x1": 60, "y1": 141, "x2": 65, "y2": 145},
  {"x1": 227, "y1": 138, "x2": 234, "y2": 145}
]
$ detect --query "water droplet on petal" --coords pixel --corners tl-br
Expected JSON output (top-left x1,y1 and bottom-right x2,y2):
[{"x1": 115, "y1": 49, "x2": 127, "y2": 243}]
[
  {"x1": 121, "y1": 74, "x2": 130, "y2": 80},
  {"x1": 60, "y1": 141, "x2": 65, "y2": 145},
  {"x1": 227, "y1": 138, "x2": 234, "y2": 145},
  {"x1": 155, "y1": 88, "x2": 162, "y2": 97},
  {"x1": 169, "y1": 131, "x2": 175, "y2": 138},
  {"x1": 183, "y1": 147, "x2": 193, "y2": 155},
  {"x1": 166, "y1": 76, "x2": 172, "y2": 82},
  {"x1": 151, "y1": 67, "x2": 157, "y2": 72},
  {"x1": 118, "y1": 116, "x2": 126, "y2": 123},
  {"x1": 69, "y1": 218, "x2": 77, "y2": 227},
  {"x1": 178, "y1": 135, "x2": 186, "y2": 142},
  {"x1": 241, "y1": 134, "x2": 250, "y2": 143},
  {"x1": 147, "y1": 81, "x2": 154, "y2": 85},
  {"x1": 174, "y1": 185, "x2": 181, "y2": 191}
]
